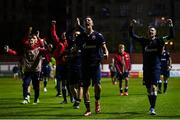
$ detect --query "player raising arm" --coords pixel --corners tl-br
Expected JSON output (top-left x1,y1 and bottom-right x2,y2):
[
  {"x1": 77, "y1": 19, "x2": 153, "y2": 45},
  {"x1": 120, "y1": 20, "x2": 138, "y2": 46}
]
[
  {"x1": 129, "y1": 18, "x2": 174, "y2": 115},
  {"x1": 79, "y1": 16, "x2": 108, "y2": 116},
  {"x1": 4, "y1": 34, "x2": 50, "y2": 104}
]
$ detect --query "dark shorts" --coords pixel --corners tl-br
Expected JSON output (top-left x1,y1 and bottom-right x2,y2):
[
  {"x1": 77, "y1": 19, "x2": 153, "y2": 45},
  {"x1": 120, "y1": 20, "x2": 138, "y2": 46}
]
[
  {"x1": 110, "y1": 71, "x2": 117, "y2": 78},
  {"x1": 55, "y1": 64, "x2": 67, "y2": 80},
  {"x1": 22, "y1": 72, "x2": 41, "y2": 98},
  {"x1": 82, "y1": 64, "x2": 101, "y2": 87},
  {"x1": 23, "y1": 72, "x2": 41, "y2": 81},
  {"x1": 68, "y1": 69, "x2": 83, "y2": 86},
  {"x1": 117, "y1": 72, "x2": 129, "y2": 80},
  {"x1": 42, "y1": 65, "x2": 51, "y2": 77},
  {"x1": 161, "y1": 69, "x2": 170, "y2": 78},
  {"x1": 143, "y1": 68, "x2": 160, "y2": 86}
]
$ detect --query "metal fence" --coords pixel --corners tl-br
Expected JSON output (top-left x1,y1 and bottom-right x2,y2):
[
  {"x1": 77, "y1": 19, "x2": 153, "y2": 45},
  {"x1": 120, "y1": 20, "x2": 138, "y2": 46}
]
[{"x1": 0, "y1": 62, "x2": 19, "y2": 76}]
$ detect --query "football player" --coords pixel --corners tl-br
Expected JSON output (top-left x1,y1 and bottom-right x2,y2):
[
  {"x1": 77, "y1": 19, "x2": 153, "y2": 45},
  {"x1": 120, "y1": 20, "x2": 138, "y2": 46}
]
[
  {"x1": 5, "y1": 34, "x2": 49, "y2": 104},
  {"x1": 114, "y1": 44, "x2": 131, "y2": 96},
  {"x1": 129, "y1": 18, "x2": 174, "y2": 115},
  {"x1": 158, "y1": 46, "x2": 172, "y2": 94},
  {"x1": 79, "y1": 16, "x2": 109, "y2": 116},
  {"x1": 51, "y1": 21, "x2": 72, "y2": 104}
]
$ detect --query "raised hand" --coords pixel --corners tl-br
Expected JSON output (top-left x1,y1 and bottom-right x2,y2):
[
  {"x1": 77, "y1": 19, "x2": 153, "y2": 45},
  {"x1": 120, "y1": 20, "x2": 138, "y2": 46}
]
[
  {"x1": 28, "y1": 26, "x2": 33, "y2": 35},
  {"x1": 4, "y1": 45, "x2": 9, "y2": 52},
  {"x1": 130, "y1": 19, "x2": 137, "y2": 26},
  {"x1": 36, "y1": 30, "x2": 40, "y2": 38},
  {"x1": 51, "y1": 20, "x2": 56, "y2": 25},
  {"x1": 77, "y1": 18, "x2": 80, "y2": 26},
  {"x1": 166, "y1": 19, "x2": 173, "y2": 26},
  {"x1": 29, "y1": 26, "x2": 33, "y2": 32}
]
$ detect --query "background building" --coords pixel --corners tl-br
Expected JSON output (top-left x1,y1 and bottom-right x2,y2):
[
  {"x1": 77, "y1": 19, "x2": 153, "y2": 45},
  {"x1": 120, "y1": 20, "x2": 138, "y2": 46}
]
[
  {"x1": 67, "y1": 0, "x2": 179, "y2": 53},
  {"x1": 0, "y1": 0, "x2": 179, "y2": 53},
  {"x1": 0, "y1": 0, "x2": 67, "y2": 51}
]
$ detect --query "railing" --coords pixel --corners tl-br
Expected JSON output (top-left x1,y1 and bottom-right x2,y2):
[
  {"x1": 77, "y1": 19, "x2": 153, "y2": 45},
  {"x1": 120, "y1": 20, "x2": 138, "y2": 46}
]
[{"x1": 0, "y1": 62, "x2": 19, "y2": 76}]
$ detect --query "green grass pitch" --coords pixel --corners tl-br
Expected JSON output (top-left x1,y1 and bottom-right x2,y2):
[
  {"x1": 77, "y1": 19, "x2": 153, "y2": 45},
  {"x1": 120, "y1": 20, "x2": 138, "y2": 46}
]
[{"x1": 0, "y1": 77, "x2": 180, "y2": 119}]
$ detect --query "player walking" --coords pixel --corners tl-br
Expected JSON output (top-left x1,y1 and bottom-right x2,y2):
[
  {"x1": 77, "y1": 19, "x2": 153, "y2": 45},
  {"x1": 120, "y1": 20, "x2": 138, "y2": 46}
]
[
  {"x1": 5, "y1": 34, "x2": 49, "y2": 104},
  {"x1": 79, "y1": 16, "x2": 109, "y2": 116},
  {"x1": 158, "y1": 46, "x2": 172, "y2": 94},
  {"x1": 129, "y1": 18, "x2": 174, "y2": 115},
  {"x1": 114, "y1": 44, "x2": 131, "y2": 96}
]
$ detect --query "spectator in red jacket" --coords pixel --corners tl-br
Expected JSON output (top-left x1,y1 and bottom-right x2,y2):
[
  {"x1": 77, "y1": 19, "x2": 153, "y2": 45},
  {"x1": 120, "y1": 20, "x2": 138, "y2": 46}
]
[
  {"x1": 114, "y1": 44, "x2": 131, "y2": 96},
  {"x1": 5, "y1": 34, "x2": 49, "y2": 104},
  {"x1": 51, "y1": 20, "x2": 73, "y2": 104},
  {"x1": 21, "y1": 26, "x2": 45, "y2": 50}
]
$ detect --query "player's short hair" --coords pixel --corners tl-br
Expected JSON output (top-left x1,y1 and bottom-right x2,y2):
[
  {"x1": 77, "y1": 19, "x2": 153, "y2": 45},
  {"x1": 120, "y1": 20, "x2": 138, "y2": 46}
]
[
  {"x1": 84, "y1": 16, "x2": 94, "y2": 26},
  {"x1": 74, "y1": 31, "x2": 81, "y2": 37},
  {"x1": 118, "y1": 44, "x2": 125, "y2": 49},
  {"x1": 85, "y1": 15, "x2": 94, "y2": 20},
  {"x1": 148, "y1": 25, "x2": 157, "y2": 32}
]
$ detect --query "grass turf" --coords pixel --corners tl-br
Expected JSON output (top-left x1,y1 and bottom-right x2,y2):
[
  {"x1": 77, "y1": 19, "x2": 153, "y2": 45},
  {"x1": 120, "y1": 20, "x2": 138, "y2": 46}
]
[{"x1": 0, "y1": 77, "x2": 180, "y2": 119}]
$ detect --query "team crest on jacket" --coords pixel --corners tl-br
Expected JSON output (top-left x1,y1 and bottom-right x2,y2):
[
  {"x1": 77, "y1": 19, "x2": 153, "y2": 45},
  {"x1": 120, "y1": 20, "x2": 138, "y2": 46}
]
[{"x1": 92, "y1": 35, "x2": 96, "y2": 40}]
